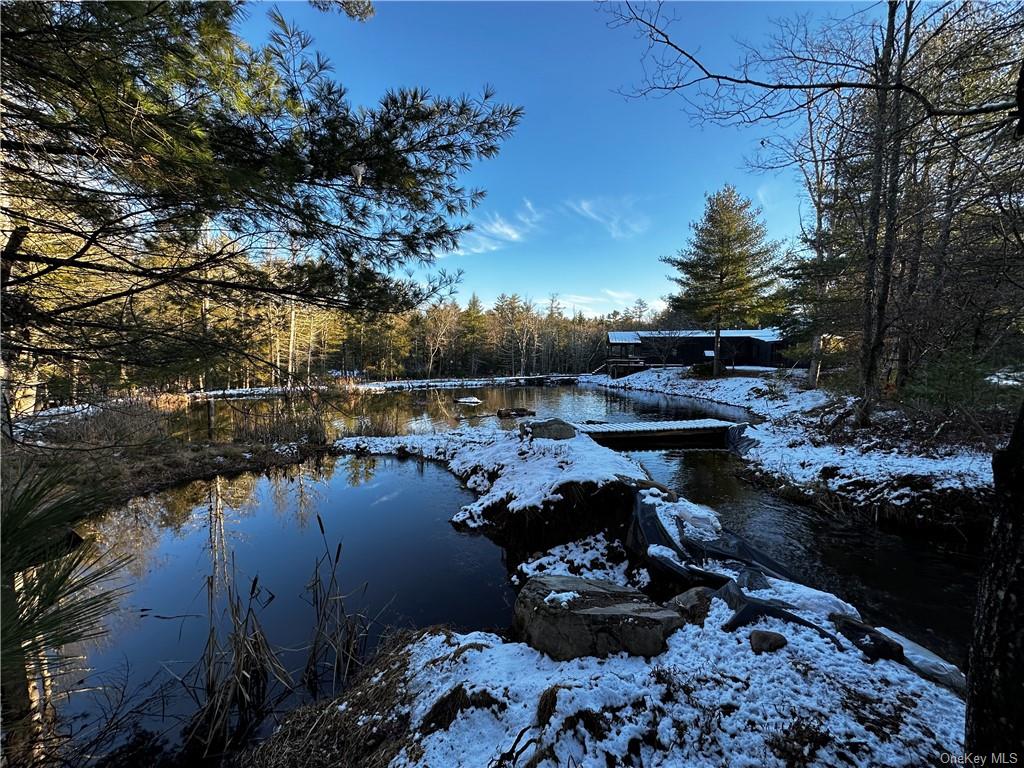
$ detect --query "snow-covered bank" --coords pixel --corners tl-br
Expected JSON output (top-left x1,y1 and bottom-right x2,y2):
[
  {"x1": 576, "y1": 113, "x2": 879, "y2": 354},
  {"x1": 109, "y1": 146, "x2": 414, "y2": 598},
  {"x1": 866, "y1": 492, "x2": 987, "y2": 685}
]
[
  {"x1": 334, "y1": 427, "x2": 647, "y2": 530},
  {"x1": 259, "y1": 569, "x2": 964, "y2": 768},
  {"x1": 188, "y1": 385, "x2": 326, "y2": 399},
  {"x1": 376, "y1": 593, "x2": 962, "y2": 767},
  {"x1": 353, "y1": 374, "x2": 577, "y2": 393},
  {"x1": 584, "y1": 369, "x2": 993, "y2": 510},
  {"x1": 12, "y1": 403, "x2": 100, "y2": 435}
]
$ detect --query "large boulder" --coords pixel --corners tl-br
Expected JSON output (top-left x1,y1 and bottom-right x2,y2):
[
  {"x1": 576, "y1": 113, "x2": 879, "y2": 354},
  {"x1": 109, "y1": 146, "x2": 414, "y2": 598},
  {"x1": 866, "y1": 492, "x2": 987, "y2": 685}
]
[
  {"x1": 519, "y1": 418, "x2": 577, "y2": 440},
  {"x1": 515, "y1": 575, "x2": 684, "y2": 660}
]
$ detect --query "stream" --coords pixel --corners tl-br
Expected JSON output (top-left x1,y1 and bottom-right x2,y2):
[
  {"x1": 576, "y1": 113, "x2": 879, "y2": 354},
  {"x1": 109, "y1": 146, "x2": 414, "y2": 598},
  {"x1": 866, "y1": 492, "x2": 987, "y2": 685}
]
[{"x1": 61, "y1": 384, "x2": 979, "y2": 749}]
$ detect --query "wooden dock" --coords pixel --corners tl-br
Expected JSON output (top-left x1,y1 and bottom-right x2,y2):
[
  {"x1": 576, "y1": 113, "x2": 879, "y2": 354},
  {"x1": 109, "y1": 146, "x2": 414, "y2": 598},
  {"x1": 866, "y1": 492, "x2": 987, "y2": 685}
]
[{"x1": 574, "y1": 419, "x2": 746, "y2": 450}]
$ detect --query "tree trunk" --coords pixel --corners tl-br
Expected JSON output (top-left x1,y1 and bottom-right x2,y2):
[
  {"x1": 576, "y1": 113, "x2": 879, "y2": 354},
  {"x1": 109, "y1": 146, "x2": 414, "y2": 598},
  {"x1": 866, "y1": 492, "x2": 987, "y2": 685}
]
[
  {"x1": 305, "y1": 317, "x2": 315, "y2": 386},
  {"x1": 808, "y1": 334, "x2": 823, "y2": 389},
  {"x1": 856, "y1": 1, "x2": 898, "y2": 425},
  {"x1": 966, "y1": 397, "x2": 1024, "y2": 753},
  {"x1": 286, "y1": 303, "x2": 297, "y2": 389},
  {"x1": 69, "y1": 359, "x2": 79, "y2": 406},
  {"x1": 713, "y1": 315, "x2": 722, "y2": 378}
]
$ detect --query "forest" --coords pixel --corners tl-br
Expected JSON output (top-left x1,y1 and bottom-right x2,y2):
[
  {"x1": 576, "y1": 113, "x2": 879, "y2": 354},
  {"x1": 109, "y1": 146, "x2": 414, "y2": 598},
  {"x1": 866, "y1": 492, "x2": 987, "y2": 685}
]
[{"x1": 1, "y1": 1, "x2": 1022, "y2": 766}]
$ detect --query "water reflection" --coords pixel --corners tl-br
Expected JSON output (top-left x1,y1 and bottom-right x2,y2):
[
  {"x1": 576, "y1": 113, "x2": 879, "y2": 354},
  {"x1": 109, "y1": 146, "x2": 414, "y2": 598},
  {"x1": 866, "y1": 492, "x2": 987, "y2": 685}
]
[
  {"x1": 66, "y1": 456, "x2": 513, "y2": 743},
  {"x1": 57, "y1": 384, "x2": 978, "y2": 752},
  {"x1": 171, "y1": 384, "x2": 726, "y2": 443}
]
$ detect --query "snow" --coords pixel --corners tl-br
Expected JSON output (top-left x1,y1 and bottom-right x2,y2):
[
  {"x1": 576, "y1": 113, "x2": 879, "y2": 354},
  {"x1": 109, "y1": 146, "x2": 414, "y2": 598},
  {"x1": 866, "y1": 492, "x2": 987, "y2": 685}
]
[
  {"x1": 641, "y1": 487, "x2": 722, "y2": 542},
  {"x1": 584, "y1": 368, "x2": 993, "y2": 500},
  {"x1": 383, "y1": 595, "x2": 964, "y2": 767},
  {"x1": 516, "y1": 533, "x2": 638, "y2": 587},
  {"x1": 30, "y1": 403, "x2": 99, "y2": 419},
  {"x1": 188, "y1": 385, "x2": 325, "y2": 399},
  {"x1": 877, "y1": 626, "x2": 966, "y2": 692},
  {"x1": 334, "y1": 428, "x2": 649, "y2": 528},
  {"x1": 354, "y1": 375, "x2": 576, "y2": 393},
  {"x1": 543, "y1": 590, "x2": 580, "y2": 607},
  {"x1": 324, "y1": 394, "x2": 965, "y2": 763},
  {"x1": 985, "y1": 368, "x2": 1024, "y2": 387},
  {"x1": 13, "y1": 403, "x2": 99, "y2": 434}
]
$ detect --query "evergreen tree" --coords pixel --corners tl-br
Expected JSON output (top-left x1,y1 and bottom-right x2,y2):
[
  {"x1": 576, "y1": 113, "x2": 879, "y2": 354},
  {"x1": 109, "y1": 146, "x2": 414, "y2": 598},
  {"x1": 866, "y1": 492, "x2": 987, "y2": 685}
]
[
  {"x1": 459, "y1": 295, "x2": 489, "y2": 375},
  {"x1": 1, "y1": 1, "x2": 520, "y2": 420},
  {"x1": 662, "y1": 185, "x2": 779, "y2": 377}
]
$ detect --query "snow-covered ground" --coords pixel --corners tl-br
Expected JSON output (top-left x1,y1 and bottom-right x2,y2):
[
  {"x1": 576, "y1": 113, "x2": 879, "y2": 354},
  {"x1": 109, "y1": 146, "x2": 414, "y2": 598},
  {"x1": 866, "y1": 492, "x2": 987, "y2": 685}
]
[
  {"x1": 369, "y1": 588, "x2": 963, "y2": 767},
  {"x1": 322, "y1": 422, "x2": 965, "y2": 766},
  {"x1": 584, "y1": 368, "x2": 993, "y2": 504},
  {"x1": 334, "y1": 427, "x2": 647, "y2": 529},
  {"x1": 985, "y1": 368, "x2": 1024, "y2": 387},
  {"x1": 14, "y1": 402, "x2": 99, "y2": 427},
  {"x1": 353, "y1": 374, "x2": 576, "y2": 393},
  {"x1": 188, "y1": 385, "x2": 326, "y2": 399}
]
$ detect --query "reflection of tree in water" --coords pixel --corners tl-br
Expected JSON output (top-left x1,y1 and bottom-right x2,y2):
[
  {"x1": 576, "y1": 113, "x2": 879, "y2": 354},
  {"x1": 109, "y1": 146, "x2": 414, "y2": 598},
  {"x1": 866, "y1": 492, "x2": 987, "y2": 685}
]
[
  {"x1": 342, "y1": 456, "x2": 378, "y2": 488},
  {"x1": 266, "y1": 461, "x2": 333, "y2": 530},
  {"x1": 660, "y1": 450, "x2": 742, "y2": 507}
]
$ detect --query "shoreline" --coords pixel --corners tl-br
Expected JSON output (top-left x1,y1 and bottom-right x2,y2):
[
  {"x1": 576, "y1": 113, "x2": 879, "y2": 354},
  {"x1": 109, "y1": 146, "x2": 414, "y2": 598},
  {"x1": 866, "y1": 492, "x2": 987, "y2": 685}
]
[{"x1": 581, "y1": 369, "x2": 996, "y2": 548}]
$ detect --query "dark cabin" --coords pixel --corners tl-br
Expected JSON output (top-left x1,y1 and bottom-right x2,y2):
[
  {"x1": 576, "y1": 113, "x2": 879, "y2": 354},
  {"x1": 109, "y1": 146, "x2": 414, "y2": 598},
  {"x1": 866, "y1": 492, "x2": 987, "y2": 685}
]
[{"x1": 604, "y1": 329, "x2": 785, "y2": 378}]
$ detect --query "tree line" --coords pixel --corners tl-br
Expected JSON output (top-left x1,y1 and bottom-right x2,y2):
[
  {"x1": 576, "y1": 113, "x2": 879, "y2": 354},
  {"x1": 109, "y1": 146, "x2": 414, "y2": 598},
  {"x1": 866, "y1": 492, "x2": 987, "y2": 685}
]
[
  {"x1": 0, "y1": 1, "x2": 520, "y2": 423},
  {"x1": 617, "y1": 0, "x2": 1024, "y2": 424}
]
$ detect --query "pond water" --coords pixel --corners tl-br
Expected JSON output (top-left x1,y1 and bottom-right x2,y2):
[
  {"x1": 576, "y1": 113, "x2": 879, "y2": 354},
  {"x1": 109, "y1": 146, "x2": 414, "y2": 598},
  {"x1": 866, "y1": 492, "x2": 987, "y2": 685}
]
[
  {"x1": 64, "y1": 384, "x2": 978, "y2": 748},
  {"x1": 64, "y1": 456, "x2": 513, "y2": 744}
]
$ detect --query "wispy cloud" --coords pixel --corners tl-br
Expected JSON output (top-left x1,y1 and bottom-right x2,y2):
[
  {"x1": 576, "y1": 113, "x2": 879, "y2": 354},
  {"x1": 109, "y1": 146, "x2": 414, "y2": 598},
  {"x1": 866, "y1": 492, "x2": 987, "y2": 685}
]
[
  {"x1": 556, "y1": 290, "x2": 651, "y2": 318},
  {"x1": 602, "y1": 288, "x2": 637, "y2": 305},
  {"x1": 448, "y1": 199, "x2": 543, "y2": 257},
  {"x1": 566, "y1": 196, "x2": 650, "y2": 239},
  {"x1": 477, "y1": 212, "x2": 525, "y2": 242},
  {"x1": 560, "y1": 293, "x2": 604, "y2": 308},
  {"x1": 450, "y1": 233, "x2": 503, "y2": 257},
  {"x1": 517, "y1": 198, "x2": 542, "y2": 229}
]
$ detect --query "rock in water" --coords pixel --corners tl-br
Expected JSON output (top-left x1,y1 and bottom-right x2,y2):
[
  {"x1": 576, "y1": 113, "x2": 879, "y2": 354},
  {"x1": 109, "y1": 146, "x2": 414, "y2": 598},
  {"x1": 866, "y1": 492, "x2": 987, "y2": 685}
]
[
  {"x1": 454, "y1": 396, "x2": 483, "y2": 405},
  {"x1": 519, "y1": 418, "x2": 577, "y2": 441},
  {"x1": 749, "y1": 629, "x2": 788, "y2": 654},
  {"x1": 515, "y1": 575, "x2": 684, "y2": 660},
  {"x1": 497, "y1": 407, "x2": 536, "y2": 418}
]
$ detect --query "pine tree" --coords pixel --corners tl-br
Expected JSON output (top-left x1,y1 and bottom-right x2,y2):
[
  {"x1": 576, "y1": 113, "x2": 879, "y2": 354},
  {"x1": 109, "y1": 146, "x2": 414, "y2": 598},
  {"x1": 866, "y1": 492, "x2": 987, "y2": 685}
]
[
  {"x1": 662, "y1": 185, "x2": 779, "y2": 377},
  {"x1": 460, "y1": 295, "x2": 489, "y2": 375}
]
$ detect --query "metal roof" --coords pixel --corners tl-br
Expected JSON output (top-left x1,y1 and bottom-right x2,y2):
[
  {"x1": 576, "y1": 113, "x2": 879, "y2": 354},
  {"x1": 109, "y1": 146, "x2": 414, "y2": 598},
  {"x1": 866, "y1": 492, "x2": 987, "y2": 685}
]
[{"x1": 607, "y1": 331, "x2": 642, "y2": 344}]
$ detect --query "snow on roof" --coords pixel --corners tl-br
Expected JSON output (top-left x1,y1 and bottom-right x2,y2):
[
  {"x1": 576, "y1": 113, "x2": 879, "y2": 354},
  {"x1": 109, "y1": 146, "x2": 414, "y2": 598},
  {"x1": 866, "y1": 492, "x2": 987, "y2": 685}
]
[{"x1": 607, "y1": 328, "x2": 783, "y2": 344}]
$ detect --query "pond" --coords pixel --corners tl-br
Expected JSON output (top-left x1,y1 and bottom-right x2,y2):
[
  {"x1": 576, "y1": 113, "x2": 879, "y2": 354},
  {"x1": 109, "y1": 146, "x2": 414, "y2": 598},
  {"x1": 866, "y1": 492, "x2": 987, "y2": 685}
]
[
  {"x1": 63, "y1": 384, "x2": 978, "y2": 750},
  {"x1": 64, "y1": 456, "x2": 513, "y2": 746}
]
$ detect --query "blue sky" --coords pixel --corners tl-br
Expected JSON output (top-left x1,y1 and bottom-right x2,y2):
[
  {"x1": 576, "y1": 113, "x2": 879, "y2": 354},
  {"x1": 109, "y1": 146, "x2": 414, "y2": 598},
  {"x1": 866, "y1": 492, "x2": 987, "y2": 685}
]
[{"x1": 242, "y1": 2, "x2": 843, "y2": 316}]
